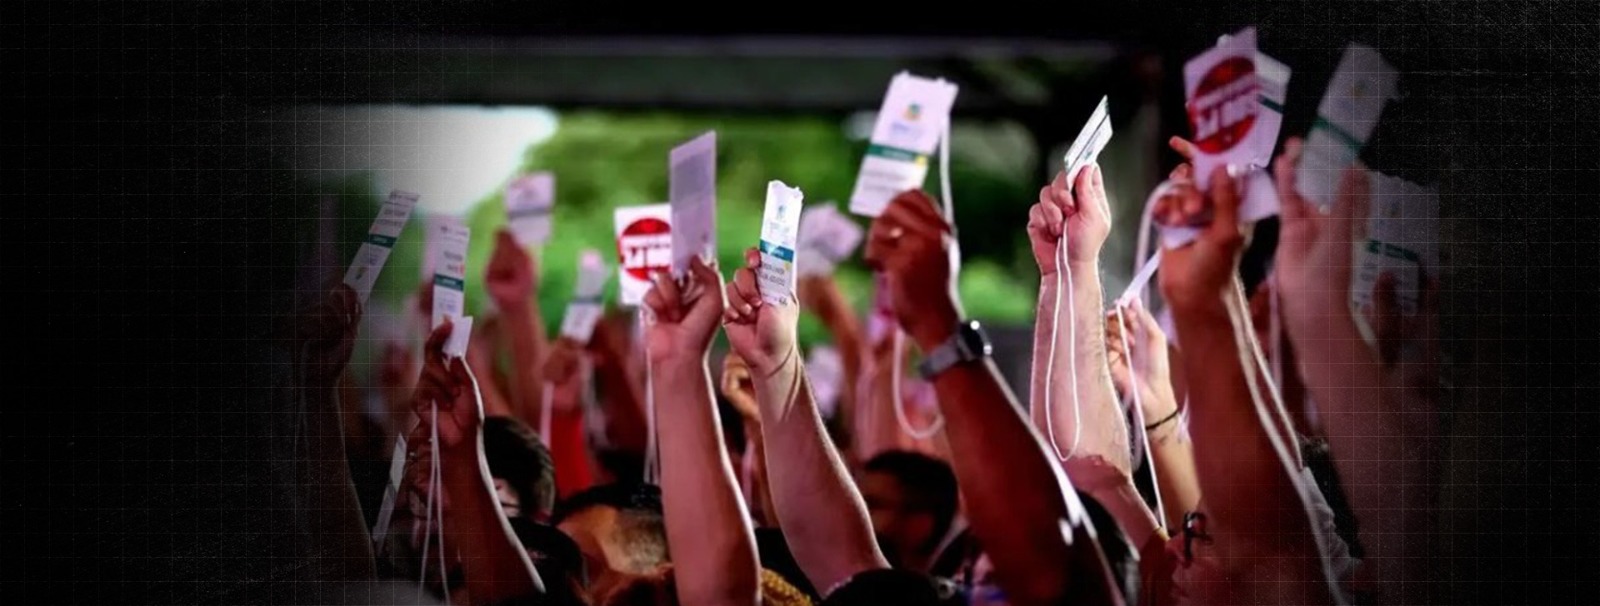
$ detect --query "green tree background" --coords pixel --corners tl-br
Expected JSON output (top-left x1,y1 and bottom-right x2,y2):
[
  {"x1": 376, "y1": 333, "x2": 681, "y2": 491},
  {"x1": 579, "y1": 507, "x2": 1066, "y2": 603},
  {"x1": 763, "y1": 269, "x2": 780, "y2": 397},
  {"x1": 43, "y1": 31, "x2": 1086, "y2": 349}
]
[{"x1": 330, "y1": 110, "x2": 1046, "y2": 347}]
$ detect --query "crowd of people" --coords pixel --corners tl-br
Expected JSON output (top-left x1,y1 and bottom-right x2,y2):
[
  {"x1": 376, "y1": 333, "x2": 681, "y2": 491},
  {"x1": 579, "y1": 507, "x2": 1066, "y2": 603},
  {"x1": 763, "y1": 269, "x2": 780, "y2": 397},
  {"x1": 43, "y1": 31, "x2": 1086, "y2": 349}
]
[{"x1": 292, "y1": 124, "x2": 1439, "y2": 606}]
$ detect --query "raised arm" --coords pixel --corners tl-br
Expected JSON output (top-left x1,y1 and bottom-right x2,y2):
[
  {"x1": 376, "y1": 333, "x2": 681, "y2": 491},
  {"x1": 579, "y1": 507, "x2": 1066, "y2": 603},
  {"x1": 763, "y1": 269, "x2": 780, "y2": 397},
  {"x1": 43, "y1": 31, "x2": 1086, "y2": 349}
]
[
  {"x1": 419, "y1": 320, "x2": 545, "y2": 605},
  {"x1": 643, "y1": 258, "x2": 761, "y2": 606},
  {"x1": 867, "y1": 190, "x2": 1122, "y2": 606},
  {"x1": 798, "y1": 273, "x2": 865, "y2": 450},
  {"x1": 1105, "y1": 299, "x2": 1200, "y2": 532},
  {"x1": 725, "y1": 247, "x2": 889, "y2": 594},
  {"x1": 1028, "y1": 167, "x2": 1133, "y2": 475},
  {"x1": 485, "y1": 229, "x2": 550, "y2": 431},
  {"x1": 1156, "y1": 165, "x2": 1333, "y2": 604},
  {"x1": 1274, "y1": 137, "x2": 1440, "y2": 600},
  {"x1": 293, "y1": 283, "x2": 378, "y2": 581}
]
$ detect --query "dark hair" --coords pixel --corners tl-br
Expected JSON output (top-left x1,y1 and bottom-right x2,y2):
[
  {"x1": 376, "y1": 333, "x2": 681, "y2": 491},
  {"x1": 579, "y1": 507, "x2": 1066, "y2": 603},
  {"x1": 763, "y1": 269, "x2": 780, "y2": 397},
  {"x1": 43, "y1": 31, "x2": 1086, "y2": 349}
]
[
  {"x1": 1078, "y1": 491, "x2": 1139, "y2": 606},
  {"x1": 483, "y1": 416, "x2": 557, "y2": 520},
  {"x1": 508, "y1": 517, "x2": 591, "y2": 605},
  {"x1": 553, "y1": 483, "x2": 669, "y2": 572},
  {"x1": 863, "y1": 451, "x2": 960, "y2": 541}
]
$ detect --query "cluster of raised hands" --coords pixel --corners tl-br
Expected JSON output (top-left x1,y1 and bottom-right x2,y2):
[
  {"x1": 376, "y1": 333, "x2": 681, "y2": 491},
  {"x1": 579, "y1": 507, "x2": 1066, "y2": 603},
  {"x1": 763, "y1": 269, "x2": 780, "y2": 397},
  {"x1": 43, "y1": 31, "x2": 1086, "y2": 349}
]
[{"x1": 293, "y1": 130, "x2": 1439, "y2": 606}]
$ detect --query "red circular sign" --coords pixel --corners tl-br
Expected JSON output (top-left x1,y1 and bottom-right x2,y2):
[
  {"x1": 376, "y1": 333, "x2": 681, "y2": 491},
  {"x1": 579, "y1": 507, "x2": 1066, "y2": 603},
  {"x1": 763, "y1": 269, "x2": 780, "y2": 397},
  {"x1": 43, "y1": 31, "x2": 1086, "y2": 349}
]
[
  {"x1": 617, "y1": 217, "x2": 671, "y2": 281},
  {"x1": 1187, "y1": 56, "x2": 1260, "y2": 154}
]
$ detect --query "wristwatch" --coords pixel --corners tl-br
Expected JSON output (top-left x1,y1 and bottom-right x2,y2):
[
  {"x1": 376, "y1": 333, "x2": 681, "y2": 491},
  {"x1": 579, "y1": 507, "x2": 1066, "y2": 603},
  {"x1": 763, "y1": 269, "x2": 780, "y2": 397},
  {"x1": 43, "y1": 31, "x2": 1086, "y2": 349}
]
[{"x1": 917, "y1": 319, "x2": 993, "y2": 379}]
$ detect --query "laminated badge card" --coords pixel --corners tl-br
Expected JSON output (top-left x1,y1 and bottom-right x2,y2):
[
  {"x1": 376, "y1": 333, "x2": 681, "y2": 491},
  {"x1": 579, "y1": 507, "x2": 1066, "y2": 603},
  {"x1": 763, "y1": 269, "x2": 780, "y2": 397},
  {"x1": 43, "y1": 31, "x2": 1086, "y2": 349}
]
[
  {"x1": 505, "y1": 172, "x2": 555, "y2": 248},
  {"x1": 613, "y1": 204, "x2": 672, "y2": 306},
  {"x1": 849, "y1": 72, "x2": 958, "y2": 217},
  {"x1": 560, "y1": 250, "x2": 610, "y2": 343},
  {"x1": 757, "y1": 181, "x2": 804, "y2": 305},
  {"x1": 1298, "y1": 44, "x2": 1399, "y2": 210},
  {"x1": 343, "y1": 190, "x2": 419, "y2": 303}
]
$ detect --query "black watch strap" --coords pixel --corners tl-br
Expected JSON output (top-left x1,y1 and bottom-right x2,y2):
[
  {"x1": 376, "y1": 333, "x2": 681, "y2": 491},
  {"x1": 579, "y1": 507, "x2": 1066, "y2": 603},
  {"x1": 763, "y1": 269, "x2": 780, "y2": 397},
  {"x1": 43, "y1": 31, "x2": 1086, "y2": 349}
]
[{"x1": 917, "y1": 320, "x2": 991, "y2": 379}]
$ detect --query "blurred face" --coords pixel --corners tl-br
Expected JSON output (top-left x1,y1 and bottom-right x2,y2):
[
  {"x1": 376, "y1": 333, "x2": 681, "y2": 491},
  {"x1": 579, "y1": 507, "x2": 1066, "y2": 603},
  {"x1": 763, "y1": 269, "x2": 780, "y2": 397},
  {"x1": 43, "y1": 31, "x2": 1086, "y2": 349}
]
[
  {"x1": 860, "y1": 471, "x2": 936, "y2": 561},
  {"x1": 492, "y1": 477, "x2": 523, "y2": 519},
  {"x1": 1164, "y1": 512, "x2": 1228, "y2": 606}
]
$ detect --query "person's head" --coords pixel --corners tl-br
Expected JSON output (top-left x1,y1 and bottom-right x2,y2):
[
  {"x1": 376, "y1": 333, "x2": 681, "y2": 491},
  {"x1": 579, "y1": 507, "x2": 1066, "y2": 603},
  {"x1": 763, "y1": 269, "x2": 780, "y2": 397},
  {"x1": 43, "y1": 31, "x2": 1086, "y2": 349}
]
[
  {"x1": 860, "y1": 451, "x2": 959, "y2": 564},
  {"x1": 553, "y1": 483, "x2": 670, "y2": 600},
  {"x1": 483, "y1": 416, "x2": 557, "y2": 522}
]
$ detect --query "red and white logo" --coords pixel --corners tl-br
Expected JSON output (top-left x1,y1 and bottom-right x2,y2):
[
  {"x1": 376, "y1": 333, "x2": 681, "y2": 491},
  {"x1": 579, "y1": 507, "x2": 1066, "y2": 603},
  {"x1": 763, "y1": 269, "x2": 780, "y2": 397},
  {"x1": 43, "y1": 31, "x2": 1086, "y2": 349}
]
[
  {"x1": 1187, "y1": 57, "x2": 1260, "y2": 155},
  {"x1": 617, "y1": 217, "x2": 672, "y2": 280}
]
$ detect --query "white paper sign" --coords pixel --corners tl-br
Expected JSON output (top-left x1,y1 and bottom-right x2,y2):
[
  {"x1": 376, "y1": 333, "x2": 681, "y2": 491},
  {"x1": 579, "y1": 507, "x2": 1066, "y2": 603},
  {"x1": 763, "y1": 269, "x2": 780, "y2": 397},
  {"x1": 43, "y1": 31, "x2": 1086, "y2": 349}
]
[
  {"x1": 1298, "y1": 44, "x2": 1399, "y2": 209},
  {"x1": 614, "y1": 204, "x2": 672, "y2": 306},
  {"x1": 430, "y1": 217, "x2": 470, "y2": 329},
  {"x1": 849, "y1": 73, "x2": 959, "y2": 217},
  {"x1": 505, "y1": 172, "x2": 555, "y2": 247},
  {"x1": 560, "y1": 249, "x2": 610, "y2": 343},
  {"x1": 757, "y1": 181, "x2": 805, "y2": 305},
  {"x1": 670, "y1": 132, "x2": 717, "y2": 277},
  {"x1": 1064, "y1": 96, "x2": 1114, "y2": 187},
  {"x1": 1183, "y1": 28, "x2": 1286, "y2": 189},
  {"x1": 343, "y1": 190, "x2": 419, "y2": 303},
  {"x1": 1351, "y1": 173, "x2": 1437, "y2": 317}
]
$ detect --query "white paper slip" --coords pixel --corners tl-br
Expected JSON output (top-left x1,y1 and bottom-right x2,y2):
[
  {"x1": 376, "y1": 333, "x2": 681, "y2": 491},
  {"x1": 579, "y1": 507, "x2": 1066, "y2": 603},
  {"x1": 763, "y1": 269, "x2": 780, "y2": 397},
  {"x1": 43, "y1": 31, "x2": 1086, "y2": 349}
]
[
  {"x1": 343, "y1": 190, "x2": 419, "y2": 303},
  {"x1": 1351, "y1": 173, "x2": 1437, "y2": 317},
  {"x1": 560, "y1": 249, "x2": 610, "y2": 343},
  {"x1": 807, "y1": 346, "x2": 844, "y2": 419},
  {"x1": 1298, "y1": 44, "x2": 1399, "y2": 209},
  {"x1": 1115, "y1": 250, "x2": 1163, "y2": 308},
  {"x1": 1063, "y1": 96, "x2": 1113, "y2": 187},
  {"x1": 442, "y1": 315, "x2": 474, "y2": 359},
  {"x1": 1184, "y1": 27, "x2": 1278, "y2": 188},
  {"x1": 1252, "y1": 51, "x2": 1292, "y2": 169},
  {"x1": 614, "y1": 204, "x2": 673, "y2": 306},
  {"x1": 757, "y1": 181, "x2": 805, "y2": 306},
  {"x1": 505, "y1": 172, "x2": 555, "y2": 248},
  {"x1": 670, "y1": 131, "x2": 717, "y2": 278},
  {"x1": 420, "y1": 213, "x2": 448, "y2": 280},
  {"x1": 430, "y1": 217, "x2": 470, "y2": 329},
  {"x1": 849, "y1": 72, "x2": 959, "y2": 217},
  {"x1": 370, "y1": 435, "x2": 408, "y2": 548}
]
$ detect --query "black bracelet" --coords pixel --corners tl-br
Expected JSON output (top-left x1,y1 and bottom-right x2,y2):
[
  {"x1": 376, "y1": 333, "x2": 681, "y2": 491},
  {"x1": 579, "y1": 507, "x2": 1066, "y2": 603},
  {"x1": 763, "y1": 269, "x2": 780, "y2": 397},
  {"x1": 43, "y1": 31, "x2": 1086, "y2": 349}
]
[{"x1": 1144, "y1": 408, "x2": 1181, "y2": 431}]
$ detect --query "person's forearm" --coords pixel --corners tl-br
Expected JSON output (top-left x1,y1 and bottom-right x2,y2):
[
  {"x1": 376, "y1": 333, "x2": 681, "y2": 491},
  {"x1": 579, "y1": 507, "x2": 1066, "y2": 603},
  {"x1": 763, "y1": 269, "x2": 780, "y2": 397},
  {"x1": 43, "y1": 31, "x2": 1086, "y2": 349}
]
[
  {"x1": 818, "y1": 295, "x2": 865, "y2": 452},
  {"x1": 467, "y1": 355, "x2": 515, "y2": 418},
  {"x1": 1029, "y1": 278, "x2": 1061, "y2": 435},
  {"x1": 1292, "y1": 308, "x2": 1439, "y2": 594},
  {"x1": 755, "y1": 351, "x2": 887, "y2": 594},
  {"x1": 1054, "y1": 260, "x2": 1124, "y2": 458},
  {"x1": 857, "y1": 353, "x2": 905, "y2": 462},
  {"x1": 742, "y1": 421, "x2": 777, "y2": 528},
  {"x1": 1171, "y1": 295, "x2": 1325, "y2": 563},
  {"x1": 443, "y1": 444, "x2": 544, "y2": 605},
  {"x1": 922, "y1": 355, "x2": 1120, "y2": 606},
  {"x1": 500, "y1": 301, "x2": 548, "y2": 428},
  {"x1": 302, "y1": 382, "x2": 378, "y2": 580},
  {"x1": 656, "y1": 356, "x2": 761, "y2": 606},
  {"x1": 1141, "y1": 396, "x2": 1200, "y2": 531}
]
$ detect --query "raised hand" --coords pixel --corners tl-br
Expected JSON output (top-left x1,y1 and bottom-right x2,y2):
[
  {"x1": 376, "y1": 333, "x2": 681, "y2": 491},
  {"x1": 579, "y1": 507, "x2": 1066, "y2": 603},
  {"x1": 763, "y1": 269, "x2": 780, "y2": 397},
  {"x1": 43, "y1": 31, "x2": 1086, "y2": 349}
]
[
  {"x1": 862, "y1": 189, "x2": 963, "y2": 351},
  {"x1": 1274, "y1": 136, "x2": 1371, "y2": 333},
  {"x1": 644, "y1": 257, "x2": 726, "y2": 365},
  {"x1": 1155, "y1": 163, "x2": 1247, "y2": 314},
  {"x1": 723, "y1": 248, "x2": 800, "y2": 375},
  {"x1": 1105, "y1": 298, "x2": 1177, "y2": 418},
  {"x1": 485, "y1": 229, "x2": 538, "y2": 308},
  {"x1": 298, "y1": 283, "x2": 363, "y2": 389},
  {"x1": 720, "y1": 352, "x2": 760, "y2": 425},
  {"x1": 412, "y1": 320, "x2": 483, "y2": 452}
]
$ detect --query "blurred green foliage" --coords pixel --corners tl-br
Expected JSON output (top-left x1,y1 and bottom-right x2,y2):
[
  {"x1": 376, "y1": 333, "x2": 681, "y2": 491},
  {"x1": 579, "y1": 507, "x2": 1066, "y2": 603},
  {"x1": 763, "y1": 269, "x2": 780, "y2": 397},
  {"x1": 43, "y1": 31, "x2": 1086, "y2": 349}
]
[{"x1": 336, "y1": 110, "x2": 1044, "y2": 347}]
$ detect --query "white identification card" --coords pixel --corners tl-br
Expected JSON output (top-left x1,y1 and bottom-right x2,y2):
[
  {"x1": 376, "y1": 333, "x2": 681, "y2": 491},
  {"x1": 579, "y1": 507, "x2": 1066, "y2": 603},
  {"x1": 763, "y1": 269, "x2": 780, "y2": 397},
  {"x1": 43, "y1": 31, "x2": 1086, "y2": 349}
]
[
  {"x1": 370, "y1": 435, "x2": 409, "y2": 548},
  {"x1": 758, "y1": 181, "x2": 805, "y2": 306},
  {"x1": 1063, "y1": 96, "x2": 1114, "y2": 187},
  {"x1": 430, "y1": 217, "x2": 470, "y2": 329},
  {"x1": 505, "y1": 172, "x2": 555, "y2": 248},
  {"x1": 1298, "y1": 44, "x2": 1399, "y2": 209},
  {"x1": 797, "y1": 203, "x2": 864, "y2": 278},
  {"x1": 670, "y1": 131, "x2": 717, "y2": 278},
  {"x1": 1184, "y1": 27, "x2": 1279, "y2": 189},
  {"x1": 1351, "y1": 173, "x2": 1437, "y2": 318},
  {"x1": 343, "y1": 190, "x2": 419, "y2": 303},
  {"x1": 560, "y1": 249, "x2": 610, "y2": 342},
  {"x1": 614, "y1": 204, "x2": 673, "y2": 306},
  {"x1": 849, "y1": 72, "x2": 959, "y2": 217}
]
